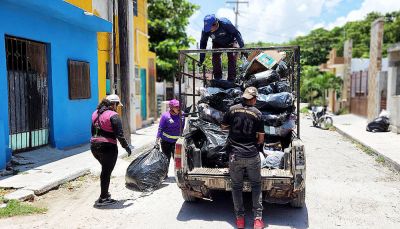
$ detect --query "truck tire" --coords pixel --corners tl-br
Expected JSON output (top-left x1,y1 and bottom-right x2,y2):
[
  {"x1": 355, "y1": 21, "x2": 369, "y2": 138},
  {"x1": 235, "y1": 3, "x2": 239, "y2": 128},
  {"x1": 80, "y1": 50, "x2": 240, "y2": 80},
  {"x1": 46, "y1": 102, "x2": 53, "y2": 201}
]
[
  {"x1": 181, "y1": 190, "x2": 197, "y2": 202},
  {"x1": 290, "y1": 188, "x2": 305, "y2": 208}
]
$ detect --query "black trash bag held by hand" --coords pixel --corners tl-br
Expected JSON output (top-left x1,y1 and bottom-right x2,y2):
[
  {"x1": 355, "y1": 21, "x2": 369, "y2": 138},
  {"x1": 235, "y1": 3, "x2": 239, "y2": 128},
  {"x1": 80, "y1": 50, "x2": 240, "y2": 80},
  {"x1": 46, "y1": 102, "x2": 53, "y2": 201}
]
[{"x1": 125, "y1": 145, "x2": 169, "y2": 192}]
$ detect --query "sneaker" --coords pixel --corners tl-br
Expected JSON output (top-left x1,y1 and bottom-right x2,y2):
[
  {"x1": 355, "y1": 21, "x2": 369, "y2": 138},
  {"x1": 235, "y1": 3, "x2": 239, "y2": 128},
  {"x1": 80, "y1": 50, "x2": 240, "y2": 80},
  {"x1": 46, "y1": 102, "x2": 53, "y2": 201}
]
[
  {"x1": 253, "y1": 218, "x2": 264, "y2": 229},
  {"x1": 95, "y1": 197, "x2": 117, "y2": 207},
  {"x1": 236, "y1": 216, "x2": 245, "y2": 229}
]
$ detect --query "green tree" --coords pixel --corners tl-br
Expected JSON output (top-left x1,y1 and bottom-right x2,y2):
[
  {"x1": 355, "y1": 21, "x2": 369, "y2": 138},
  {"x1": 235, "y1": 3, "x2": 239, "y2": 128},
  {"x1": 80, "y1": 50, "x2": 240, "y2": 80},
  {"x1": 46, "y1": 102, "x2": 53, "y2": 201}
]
[
  {"x1": 300, "y1": 66, "x2": 342, "y2": 106},
  {"x1": 148, "y1": 0, "x2": 199, "y2": 81}
]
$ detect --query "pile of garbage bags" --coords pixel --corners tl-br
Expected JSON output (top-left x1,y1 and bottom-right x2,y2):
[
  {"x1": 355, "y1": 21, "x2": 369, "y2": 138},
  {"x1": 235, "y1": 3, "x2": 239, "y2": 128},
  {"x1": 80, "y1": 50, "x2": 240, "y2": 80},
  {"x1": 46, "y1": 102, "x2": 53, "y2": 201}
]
[
  {"x1": 189, "y1": 50, "x2": 296, "y2": 168},
  {"x1": 125, "y1": 145, "x2": 169, "y2": 192}
]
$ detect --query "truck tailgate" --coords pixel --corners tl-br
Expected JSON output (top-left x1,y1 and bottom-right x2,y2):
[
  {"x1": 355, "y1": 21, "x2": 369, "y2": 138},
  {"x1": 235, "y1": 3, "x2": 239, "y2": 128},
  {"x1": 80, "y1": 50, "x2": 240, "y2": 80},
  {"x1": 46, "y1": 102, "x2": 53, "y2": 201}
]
[{"x1": 187, "y1": 168, "x2": 292, "y2": 178}]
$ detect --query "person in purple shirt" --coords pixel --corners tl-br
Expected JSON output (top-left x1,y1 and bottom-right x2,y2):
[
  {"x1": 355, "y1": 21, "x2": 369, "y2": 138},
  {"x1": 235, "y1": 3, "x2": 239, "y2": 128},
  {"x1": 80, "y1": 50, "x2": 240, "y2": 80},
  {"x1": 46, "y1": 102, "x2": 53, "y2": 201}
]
[{"x1": 156, "y1": 99, "x2": 185, "y2": 176}]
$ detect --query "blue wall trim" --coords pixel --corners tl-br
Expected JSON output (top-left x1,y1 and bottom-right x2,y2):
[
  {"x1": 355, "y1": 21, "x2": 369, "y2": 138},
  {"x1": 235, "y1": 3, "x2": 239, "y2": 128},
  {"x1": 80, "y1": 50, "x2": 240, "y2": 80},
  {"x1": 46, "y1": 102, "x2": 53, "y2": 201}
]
[
  {"x1": 2, "y1": 0, "x2": 112, "y2": 33},
  {"x1": 0, "y1": 1, "x2": 112, "y2": 169}
]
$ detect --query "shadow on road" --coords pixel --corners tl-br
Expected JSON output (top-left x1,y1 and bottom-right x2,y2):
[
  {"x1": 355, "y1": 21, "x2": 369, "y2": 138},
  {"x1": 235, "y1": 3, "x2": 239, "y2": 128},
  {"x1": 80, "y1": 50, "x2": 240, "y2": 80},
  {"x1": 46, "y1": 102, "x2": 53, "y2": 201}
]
[
  {"x1": 93, "y1": 199, "x2": 134, "y2": 210},
  {"x1": 177, "y1": 191, "x2": 308, "y2": 228}
]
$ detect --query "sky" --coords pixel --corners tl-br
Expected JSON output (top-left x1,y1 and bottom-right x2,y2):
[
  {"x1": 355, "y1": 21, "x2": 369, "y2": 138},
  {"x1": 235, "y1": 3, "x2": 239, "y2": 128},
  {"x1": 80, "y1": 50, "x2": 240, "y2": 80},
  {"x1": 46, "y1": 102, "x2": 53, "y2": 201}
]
[{"x1": 186, "y1": 0, "x2": 400, "y2": 48}]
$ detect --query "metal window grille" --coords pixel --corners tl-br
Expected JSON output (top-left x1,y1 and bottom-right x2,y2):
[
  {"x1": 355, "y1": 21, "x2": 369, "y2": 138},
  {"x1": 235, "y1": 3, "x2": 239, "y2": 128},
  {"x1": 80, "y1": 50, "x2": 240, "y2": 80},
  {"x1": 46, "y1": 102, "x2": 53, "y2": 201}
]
[
  {"x1": 5, "y1": 36, "x2": 49, "y2": 152},
  {"x1": 68, "y1": 60, "x2": 91, "y2": 99}
]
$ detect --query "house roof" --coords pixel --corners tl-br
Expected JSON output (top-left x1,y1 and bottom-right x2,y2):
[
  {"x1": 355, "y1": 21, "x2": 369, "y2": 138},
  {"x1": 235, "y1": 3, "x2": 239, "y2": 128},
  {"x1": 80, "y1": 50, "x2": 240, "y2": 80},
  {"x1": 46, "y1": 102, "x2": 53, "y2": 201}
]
[{"x1": 351, "y1": 58, "x2": 389, "y2": 72}]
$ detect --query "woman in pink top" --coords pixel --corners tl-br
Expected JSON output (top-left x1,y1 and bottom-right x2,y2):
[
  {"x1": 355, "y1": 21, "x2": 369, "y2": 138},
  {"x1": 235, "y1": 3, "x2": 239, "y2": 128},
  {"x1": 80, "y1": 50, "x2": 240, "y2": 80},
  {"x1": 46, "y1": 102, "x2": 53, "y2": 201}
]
[{"x1": 91, "y1": 94, "x2": 132, "y2": 207}]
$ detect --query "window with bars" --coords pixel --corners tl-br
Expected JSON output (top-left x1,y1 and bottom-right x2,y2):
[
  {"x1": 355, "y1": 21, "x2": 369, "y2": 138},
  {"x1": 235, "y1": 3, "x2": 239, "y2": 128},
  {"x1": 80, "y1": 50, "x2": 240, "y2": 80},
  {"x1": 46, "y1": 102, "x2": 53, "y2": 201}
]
[{"x1": 68, "y1": 60, "x2": 91, "y2": 99}]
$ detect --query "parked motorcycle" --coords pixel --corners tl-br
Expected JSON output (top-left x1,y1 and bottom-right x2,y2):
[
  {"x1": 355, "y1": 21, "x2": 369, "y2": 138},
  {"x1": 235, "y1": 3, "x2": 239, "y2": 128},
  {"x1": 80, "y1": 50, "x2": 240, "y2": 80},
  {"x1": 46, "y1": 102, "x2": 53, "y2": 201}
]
[{"x1": 311, "y1": 106, "x2": 333, "y2": 130}]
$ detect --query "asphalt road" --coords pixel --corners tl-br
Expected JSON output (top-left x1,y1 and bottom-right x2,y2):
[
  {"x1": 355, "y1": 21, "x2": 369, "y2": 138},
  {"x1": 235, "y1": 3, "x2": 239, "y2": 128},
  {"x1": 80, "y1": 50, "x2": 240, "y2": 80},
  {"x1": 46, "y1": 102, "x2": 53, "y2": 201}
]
[{"x1": 1, "y1": 117, "x2": 400, "y2": 229}]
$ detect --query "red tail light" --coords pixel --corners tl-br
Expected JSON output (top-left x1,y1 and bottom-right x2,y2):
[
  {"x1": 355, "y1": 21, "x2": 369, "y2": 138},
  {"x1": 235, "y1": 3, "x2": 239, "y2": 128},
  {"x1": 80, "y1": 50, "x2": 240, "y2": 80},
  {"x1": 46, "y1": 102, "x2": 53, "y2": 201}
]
[{"x1": 175, "y1": 143, "x2": 182, "y2": 169}]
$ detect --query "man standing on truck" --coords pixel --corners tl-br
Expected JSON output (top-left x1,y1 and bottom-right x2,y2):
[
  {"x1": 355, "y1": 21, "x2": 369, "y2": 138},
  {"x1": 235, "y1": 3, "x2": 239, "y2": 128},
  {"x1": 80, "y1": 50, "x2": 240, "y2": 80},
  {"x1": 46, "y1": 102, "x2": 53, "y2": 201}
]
[
  {"x1": 221, "y1": 87, "x2": 265, "y2": 229},
  {"x1": 198, "y1": 14, "x2": 245, "y2": 82}
]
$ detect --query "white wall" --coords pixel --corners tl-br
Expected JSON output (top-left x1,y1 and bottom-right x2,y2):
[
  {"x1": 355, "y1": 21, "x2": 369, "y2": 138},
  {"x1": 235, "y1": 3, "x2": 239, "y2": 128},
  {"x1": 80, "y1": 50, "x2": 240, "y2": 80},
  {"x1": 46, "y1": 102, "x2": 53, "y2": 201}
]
[
  {"x1": 387, "y1": 66, "x2": 400, "y2": 133},
  {"x1": 92, "y1": 0, "x2": 110, "y2": 20}
]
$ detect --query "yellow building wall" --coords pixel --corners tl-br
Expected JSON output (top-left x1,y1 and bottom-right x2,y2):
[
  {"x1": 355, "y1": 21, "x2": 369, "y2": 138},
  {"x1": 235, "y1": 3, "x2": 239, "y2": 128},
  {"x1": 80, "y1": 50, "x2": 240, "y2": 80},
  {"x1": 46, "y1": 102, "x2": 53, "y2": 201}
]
[
  {"x1": 134, "y1": 0, "x2": 151, "y2": 125},
  {"x1": 134, "y1": 0, "x2": 149, "y2": 69},
  {"x1": 97, "y1": 32, "x2": 110, "y2": 101},
  {"x1": 65, "y1": 0, "x2": 92, "y2": 12}
]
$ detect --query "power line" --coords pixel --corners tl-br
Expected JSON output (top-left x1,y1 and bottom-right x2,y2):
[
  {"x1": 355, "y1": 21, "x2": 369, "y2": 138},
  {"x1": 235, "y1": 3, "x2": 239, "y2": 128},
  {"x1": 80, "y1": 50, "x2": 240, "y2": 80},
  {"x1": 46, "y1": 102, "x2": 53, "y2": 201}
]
[{"x1": 226, "y1": 0, "x2": 249, "y2": 28}]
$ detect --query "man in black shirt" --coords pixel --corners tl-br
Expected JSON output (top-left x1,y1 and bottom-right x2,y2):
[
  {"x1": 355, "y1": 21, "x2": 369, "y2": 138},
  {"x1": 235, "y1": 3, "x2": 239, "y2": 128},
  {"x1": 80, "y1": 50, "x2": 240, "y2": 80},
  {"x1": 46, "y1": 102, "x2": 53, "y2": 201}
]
[{"x1": 221, "y1": 87, "x2": 265, "y2": 229}]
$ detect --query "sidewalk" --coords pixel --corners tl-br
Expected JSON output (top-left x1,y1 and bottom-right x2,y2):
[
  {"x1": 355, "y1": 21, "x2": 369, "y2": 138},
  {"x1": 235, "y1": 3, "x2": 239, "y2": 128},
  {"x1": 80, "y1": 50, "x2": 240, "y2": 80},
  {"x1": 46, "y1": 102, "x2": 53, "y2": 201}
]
[
  {"x1": 333, "y1": 114, "x2": 400, "y2": 171},
  {"x1": 0, "y1": 124, "x2": 158, "y2": 201}
]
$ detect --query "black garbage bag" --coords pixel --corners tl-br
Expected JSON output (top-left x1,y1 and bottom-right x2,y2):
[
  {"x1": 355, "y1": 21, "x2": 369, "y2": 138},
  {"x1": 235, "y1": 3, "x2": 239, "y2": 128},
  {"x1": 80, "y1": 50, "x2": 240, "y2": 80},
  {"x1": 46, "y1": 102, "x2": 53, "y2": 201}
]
[
  {"x1": 264, "y1": 115, "x2": 296, "y2": 137},
  {"x1": 199, "y1": 87, "x2": 224, "y2": 97},
  {"x1": 258, "y1": 85, "x2": 274, "y2": 95},
  {"x1": 272, "y1": 81, "x2": 291, "y2": 93},
  {"x1": 243, "y1": 70, "x2": 280, "y2": 88},
  {"x1": 188, "y1": 120, "x2": 229, "y2": 168},
  {"x1": 261, "y1": 111, "x2": 291, "y2": 126},
  {"x1": 264, "y1": 132, "x2": 293, "y2": 149},
  {"x1": 258, "y1": 81, "x2": 291, "y2": 95},
  {"x1": 260, "y1": 150, "x2": 284, "y2": 169},
  {"x1": 198, "y1": 91, "x2": 231, "y2": 112},
  {"x1": 198, "y1": 87, "x2": 243, "y2": 112},
  {"x1": 225, "y1": 87, "x2": 243, "y2": 98},
  {"x1": 125, "y1": 145, "x2": 169, "y2": 192},
  {"x1": 209, "y1": 79, "x2": 238, "y2": 89},
  {"x1": 274, "y1": 61, "x2": 289, "y2": 78},
  {"x1": 198, "y1": 103, "x2": 224, "y2": 125},
  {"x1": 256, "y1": 92, "x2": 294, "y2": 112},
  {"x1": 366, "y1": 116, "x2": 390, "y2": 132}
]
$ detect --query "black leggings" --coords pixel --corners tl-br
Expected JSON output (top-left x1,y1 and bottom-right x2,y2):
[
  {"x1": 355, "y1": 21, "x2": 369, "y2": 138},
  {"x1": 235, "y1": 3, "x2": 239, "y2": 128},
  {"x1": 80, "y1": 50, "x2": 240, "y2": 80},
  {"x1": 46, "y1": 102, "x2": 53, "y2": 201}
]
[
  {"x1": 91, "y1": 142, "x2": 118, "y2": 199},
  {"x1": 161, "y1": 140, "x2": 175, "y2": 167}
]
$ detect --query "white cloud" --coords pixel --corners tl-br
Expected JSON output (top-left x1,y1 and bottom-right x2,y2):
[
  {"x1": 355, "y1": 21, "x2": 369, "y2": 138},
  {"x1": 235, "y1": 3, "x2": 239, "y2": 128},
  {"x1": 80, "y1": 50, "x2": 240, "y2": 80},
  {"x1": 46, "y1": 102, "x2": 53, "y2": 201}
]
[
  {"x1": 186, "y1": 10, "x2": 203, "y2": 48},
  {"x1": 186, "y1": 0, "x2": 400, "y2": 46},
  {"x1": 325, "y1": 0, "x2": 400, "y2": 29},
  {"x1": 297, "y1": 4, "x2": 308, "y2": 12},
  {"x1": 219, "y1": 0, "x2": 325, "y2": 43},
  {"x1": 324, "y1": 0, "x2": 343, "y2": 9}
]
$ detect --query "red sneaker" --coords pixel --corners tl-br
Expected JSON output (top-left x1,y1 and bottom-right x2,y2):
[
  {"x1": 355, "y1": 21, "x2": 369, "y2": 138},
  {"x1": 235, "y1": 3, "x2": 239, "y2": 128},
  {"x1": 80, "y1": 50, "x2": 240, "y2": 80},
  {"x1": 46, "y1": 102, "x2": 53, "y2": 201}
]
[
  {"x1": 236, "y1": 216, "x2": 245, "y2": 229},
  {"x1": 254, "y1": 218, "x2": 264, "y2": 229}
]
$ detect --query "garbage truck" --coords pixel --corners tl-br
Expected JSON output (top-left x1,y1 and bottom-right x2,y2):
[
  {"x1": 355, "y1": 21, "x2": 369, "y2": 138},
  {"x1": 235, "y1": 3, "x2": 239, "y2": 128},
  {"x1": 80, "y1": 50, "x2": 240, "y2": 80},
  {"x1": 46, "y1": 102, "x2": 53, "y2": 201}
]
[{"x1": 173, "y1": 46, "x2": 306, "y2": 207}]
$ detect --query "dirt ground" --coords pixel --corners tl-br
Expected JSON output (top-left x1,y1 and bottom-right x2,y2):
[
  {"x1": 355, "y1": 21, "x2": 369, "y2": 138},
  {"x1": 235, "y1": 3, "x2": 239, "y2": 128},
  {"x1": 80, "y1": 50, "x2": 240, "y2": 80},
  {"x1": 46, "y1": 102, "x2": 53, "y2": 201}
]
[{"x1": 1, "y1": 117, "x2": 400, "y2": 229}]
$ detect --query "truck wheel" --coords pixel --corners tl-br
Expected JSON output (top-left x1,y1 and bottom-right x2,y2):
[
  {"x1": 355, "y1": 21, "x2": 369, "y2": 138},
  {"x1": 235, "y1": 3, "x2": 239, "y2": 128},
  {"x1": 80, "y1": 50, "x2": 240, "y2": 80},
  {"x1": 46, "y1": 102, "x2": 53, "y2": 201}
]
[
  {"x1": 290, "y1": 188, "x2": 305, "y2": 208},
  {"x1": 181, "y1": 190, "x2": 197, "y2": 202}
]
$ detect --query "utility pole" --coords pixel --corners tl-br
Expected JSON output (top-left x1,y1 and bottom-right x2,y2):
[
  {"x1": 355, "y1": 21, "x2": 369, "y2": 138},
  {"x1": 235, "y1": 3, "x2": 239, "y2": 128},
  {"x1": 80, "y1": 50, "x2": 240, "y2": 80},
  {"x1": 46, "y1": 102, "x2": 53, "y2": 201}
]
[
  {"x1": 109, "y1": 0, "x2": 115, "y2": 94},
  {"x1": 118, "y1": 0, "x2": 131, "y2": 143},
  {"x1": 226, "y1": 0, "x2": 249, "y2": 28}
]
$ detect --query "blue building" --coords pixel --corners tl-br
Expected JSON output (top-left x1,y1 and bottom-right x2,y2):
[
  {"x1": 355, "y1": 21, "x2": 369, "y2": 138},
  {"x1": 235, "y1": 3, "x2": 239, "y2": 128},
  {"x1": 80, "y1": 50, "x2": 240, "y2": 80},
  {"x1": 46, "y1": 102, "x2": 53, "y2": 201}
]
[{"x1": 0, "y1": 0, "x2": 112, "y2": 169}]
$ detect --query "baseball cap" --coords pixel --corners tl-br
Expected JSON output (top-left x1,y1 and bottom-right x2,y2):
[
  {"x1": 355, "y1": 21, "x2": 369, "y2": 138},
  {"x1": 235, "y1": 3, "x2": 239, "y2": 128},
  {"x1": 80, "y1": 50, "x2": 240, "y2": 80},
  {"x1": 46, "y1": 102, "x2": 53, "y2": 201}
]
[
  {"x1": 203, "y1": 14, "x2": 217, "y2": 32},
  {"x1": 106, "y1": 94, "x2": 123, "y2": 106},
  {"x1": 242, "y1": 87, "x2": 258, "y2": 100},
  {"x1": 169, "y1": 99, "x2": 180, "y2": 107}
]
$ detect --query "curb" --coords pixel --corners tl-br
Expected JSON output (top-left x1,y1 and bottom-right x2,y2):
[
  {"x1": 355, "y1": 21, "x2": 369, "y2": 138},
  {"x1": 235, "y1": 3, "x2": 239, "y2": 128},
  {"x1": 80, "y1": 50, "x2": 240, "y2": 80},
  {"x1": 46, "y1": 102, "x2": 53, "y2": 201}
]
[
  {"x1": 334, "y1": 125, "x2": 400, "y2": 172},
  {"x1": 3, "y1": 139, "x2": 156, "y2": 202}
]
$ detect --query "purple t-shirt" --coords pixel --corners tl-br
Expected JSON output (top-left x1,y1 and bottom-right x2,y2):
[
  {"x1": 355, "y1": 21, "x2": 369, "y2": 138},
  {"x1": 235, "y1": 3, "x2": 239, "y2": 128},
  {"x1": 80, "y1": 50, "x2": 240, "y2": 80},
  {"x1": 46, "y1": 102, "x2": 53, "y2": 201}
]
[{"x1": 157, "y1": 111, "x2": 185, "y2": 143}]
